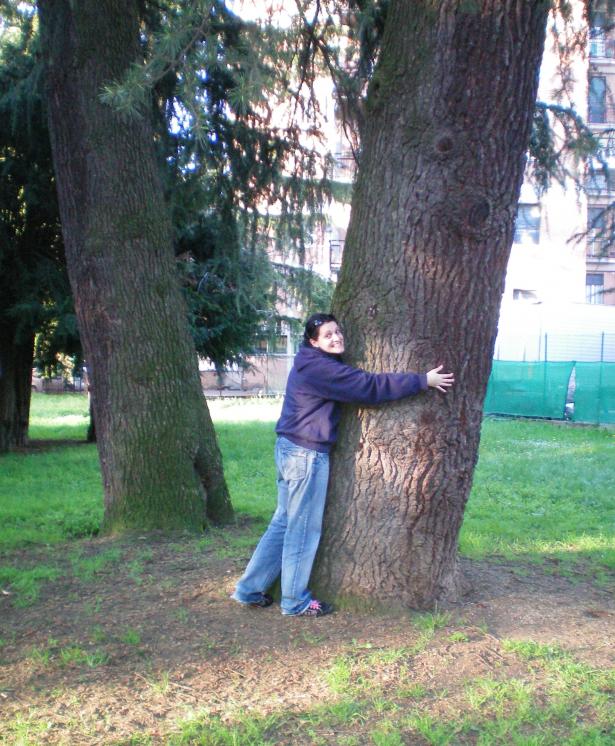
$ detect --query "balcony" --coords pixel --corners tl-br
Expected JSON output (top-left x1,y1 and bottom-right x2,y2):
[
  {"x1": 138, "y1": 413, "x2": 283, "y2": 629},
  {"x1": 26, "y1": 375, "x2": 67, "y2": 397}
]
[
  {"x1": 332, "y1": 151, "x2": 356, "y2": 182},
  {"x1": 597, "y1": 133, "x2": 615, "y2": 161},
  {"x1": 585, "y1": 170, "x2": 613, "y2": 195},
  {"x1": 587, "y1": 232, "x2": 615, "y2": 260},
  {"x1": 589, "y1": 31, "x2": 615, "y2": 59}
]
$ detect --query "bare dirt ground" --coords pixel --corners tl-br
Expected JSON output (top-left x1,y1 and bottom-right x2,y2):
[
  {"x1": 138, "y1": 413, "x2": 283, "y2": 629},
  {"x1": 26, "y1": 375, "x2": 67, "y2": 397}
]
[{"x1": 1, "y1": 529, "x2": 614, "y2": 745}]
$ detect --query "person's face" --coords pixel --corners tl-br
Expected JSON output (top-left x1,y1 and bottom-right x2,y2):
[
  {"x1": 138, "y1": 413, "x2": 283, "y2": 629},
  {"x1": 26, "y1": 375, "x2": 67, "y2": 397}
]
[{"x1": 310, "y1": 321, "x2": 345, "y2": 354}]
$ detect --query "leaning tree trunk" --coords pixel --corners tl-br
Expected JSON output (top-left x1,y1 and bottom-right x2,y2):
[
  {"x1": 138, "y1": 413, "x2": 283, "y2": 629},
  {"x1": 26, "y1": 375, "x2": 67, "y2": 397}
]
[
  {"x1": 313, "y1": 0, "x2": 549, "y2": 608},
  {"x1": 0, "y1": 327, "x2": 33, "y2": 452},
  {"x1": 38, "y1": 0, "x2": 233, "y2": 529}
]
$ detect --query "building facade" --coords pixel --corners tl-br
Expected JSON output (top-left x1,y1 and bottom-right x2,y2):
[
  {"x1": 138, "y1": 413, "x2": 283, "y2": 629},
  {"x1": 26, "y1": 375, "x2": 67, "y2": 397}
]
[
  {"x1": 586, "y1": 5, "x2": 615, "y2": 304},
  {"x1": 322, "y1": 4, "x2": 615, "y2": 308}
]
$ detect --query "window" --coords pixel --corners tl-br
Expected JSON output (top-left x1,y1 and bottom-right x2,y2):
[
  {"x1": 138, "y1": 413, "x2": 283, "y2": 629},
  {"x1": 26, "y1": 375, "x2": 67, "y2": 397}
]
[
  {"x1": 589, "y1": 13, "x2": 606, "y2": 57},
  {"x1": 333, "y1": 150, "x2": 355, "y2": 180},
  {"x1": 586, "y1": 273, "x2": 605, "y2": 304},
  {"x1": 587, "y1": 205, "x2": 615, "y2": 257},
  {"x1": 273, "y1": 335, "x2": 288, "y2": 354},
  {"x1": 513, "y1": 289, "x2": 538, "y2": 302},
  {"x1": 588, "y1": 206, "x2": 607, "y2": 257},
  {"x1": 513, "y1": 204, "x2": 540, "y2": 244},
  {"x1": 589, "y1": 76, "x2": 607, "y2": 123},
  {"x1": 585, "y1": 167, "x2": 610, "y2": 195},
  {"x1": 329, "y1": 239, "x2": 344, "y2": 270},
  {"x1": 589, "y1": 12, "x2": 615, "y2": 58},
  {"x1": 589, "y1": 29, "x2": 606, "y2": 58},
  {"x1": 255, "y1": 337, "x2": 268, "y2": 353}
]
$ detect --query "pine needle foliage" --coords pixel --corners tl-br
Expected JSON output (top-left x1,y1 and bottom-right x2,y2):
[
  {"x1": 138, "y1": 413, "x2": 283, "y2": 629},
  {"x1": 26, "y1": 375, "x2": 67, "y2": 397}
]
[
  {"x1": 0, "y1": 10, "x2": 79, "y2": 375},
  {"x1": 1, "y1": 1, "x2": 339, "y2": 370},
  {"x1": 99, "y1": 0, "x2": 345, "y2": 364}
]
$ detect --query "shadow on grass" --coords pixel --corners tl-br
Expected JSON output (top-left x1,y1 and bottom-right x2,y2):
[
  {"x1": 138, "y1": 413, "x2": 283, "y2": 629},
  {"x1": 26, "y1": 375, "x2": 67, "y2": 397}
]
[{"x1": 14, "y1": 439, "x2": 89, "y2": 452}]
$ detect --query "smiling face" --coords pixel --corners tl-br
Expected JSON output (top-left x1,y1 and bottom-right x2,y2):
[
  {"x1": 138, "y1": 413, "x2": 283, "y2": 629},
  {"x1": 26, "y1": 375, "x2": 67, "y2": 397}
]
[{"x1": 309, "y1": 321, "x2": 345, "y2": 355}]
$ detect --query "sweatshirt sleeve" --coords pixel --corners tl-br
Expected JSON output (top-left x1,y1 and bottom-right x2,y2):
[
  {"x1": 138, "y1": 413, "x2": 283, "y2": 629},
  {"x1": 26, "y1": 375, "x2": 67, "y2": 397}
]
[{"x1": 307, "y1": 356, "x2": 428, "y2": 405}]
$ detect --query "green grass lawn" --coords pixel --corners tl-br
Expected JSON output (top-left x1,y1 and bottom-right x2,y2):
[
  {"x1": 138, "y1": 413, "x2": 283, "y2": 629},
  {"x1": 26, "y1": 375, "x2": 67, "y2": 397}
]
[
  {"x1": 1, "y1": 396, "x2": 614, "y2": 744},
  {"x1": 462, "y1": 418, "x2": 615, "y2": 576},
  {"x1": 1, "y1": 394, "x2": 614, "y2": 574},
  {"x1": 27, "y1": 391, "x2": 91, "y2": 440}
]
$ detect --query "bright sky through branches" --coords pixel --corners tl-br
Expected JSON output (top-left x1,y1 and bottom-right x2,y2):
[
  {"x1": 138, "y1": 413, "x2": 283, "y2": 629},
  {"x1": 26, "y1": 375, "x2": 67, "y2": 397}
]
[{"x1": 226, "y1": 0, "x2": 296, "y2": 27}]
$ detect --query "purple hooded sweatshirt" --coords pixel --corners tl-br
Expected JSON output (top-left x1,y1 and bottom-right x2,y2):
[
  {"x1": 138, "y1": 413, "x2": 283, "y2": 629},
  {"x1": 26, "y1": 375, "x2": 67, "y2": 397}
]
[{"x1": 275, "y1": 343, "x2": 428, "y2": 453}]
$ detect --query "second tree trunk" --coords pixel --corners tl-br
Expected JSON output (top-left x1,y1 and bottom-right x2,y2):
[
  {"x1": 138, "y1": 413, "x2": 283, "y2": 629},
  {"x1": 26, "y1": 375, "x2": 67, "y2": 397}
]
[{"x1": 38, "y1": 0, "x2": 233, "y2": 530}]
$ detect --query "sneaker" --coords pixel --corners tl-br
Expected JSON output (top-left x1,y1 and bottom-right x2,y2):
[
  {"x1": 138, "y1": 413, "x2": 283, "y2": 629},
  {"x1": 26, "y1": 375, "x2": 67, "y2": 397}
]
[
  {"x1": 248, "y1": 593, "x2": 274, "y2": 608},
  {"x1": 297, "y1": 599, "x2": 333, "y2": 617}
]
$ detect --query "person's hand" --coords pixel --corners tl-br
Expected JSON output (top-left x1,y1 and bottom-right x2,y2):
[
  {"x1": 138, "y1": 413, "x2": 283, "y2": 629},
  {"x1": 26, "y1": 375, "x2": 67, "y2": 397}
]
[{"x1": 426, "y1": 365, "x2": 455, "y2": 393}]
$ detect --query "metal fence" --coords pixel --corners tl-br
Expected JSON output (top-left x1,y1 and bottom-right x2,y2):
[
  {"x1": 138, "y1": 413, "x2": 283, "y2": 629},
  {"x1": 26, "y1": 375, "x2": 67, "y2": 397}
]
[
  {"x1": 487, "y1": 333, "x2": 615, "y2": 424},
  {"x1": 494, "y1": 332, "x2": 615, "y2": 364},
  {"x1": 201, "y1": 355, "x2": 294, "y2": 397},
  {"x1": 484, "y1": 361, "x2": 615, "y2": 424},
  {"x1": 204, "y1": 335, "x2": 615, "y2": 425}
]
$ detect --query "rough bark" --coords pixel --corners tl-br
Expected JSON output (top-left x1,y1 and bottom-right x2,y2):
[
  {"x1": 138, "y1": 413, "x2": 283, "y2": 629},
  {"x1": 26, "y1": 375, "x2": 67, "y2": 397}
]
[
  {"x1": 0, "y1": 327, "x2": 33, "y2": 453},
  {"x1": 313, "y1": 0, "x2": 549, "y2": 608},
  {"x1": 37, "y1": 0, "x2": 233, "y2": 529}
]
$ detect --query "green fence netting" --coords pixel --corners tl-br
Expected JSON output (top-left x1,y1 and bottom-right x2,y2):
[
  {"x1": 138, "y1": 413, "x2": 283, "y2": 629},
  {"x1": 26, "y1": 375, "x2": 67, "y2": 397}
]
[
  {"x1": 484, "y1": 361, "x2": 574, "y2": 419},
  {"x1": 572, "y1": 362, "x2": 615, "y2": 425}
]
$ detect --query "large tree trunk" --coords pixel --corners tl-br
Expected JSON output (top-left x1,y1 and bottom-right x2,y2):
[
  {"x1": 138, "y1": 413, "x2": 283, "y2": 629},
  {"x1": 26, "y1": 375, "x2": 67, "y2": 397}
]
[
  {"x1": 0, "y1": 326, "x2": 33, "y2": 452},
  {"x1": 314, "y1": 0, "x2": 549, "y2": 608},
  {"x1": 38, "y1": 0, "x2": 233, "y2": 529}
]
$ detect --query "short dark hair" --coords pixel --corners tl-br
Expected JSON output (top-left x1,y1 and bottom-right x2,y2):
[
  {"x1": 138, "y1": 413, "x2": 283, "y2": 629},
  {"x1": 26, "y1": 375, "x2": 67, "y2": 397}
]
[{"x1": 303, "y1": 313, "x2": 338, "y2": 345}]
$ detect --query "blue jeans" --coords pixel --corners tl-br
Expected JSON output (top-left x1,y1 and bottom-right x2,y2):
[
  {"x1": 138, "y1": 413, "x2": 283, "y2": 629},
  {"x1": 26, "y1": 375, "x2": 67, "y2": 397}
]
[{"x1": 232, "y1": 436, "x2": 330, "y2": 615}]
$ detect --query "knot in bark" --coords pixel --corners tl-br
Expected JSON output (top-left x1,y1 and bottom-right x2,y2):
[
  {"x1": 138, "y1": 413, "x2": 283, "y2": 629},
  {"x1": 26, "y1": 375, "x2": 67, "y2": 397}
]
[
  {"x1": 434, "y1": 135, "x2": 454, "y2": 155},
  {"x1": 442, "y1": 194, "x2": 492, "y2": 240},
  {"x1": 468, "y1": 199, "x2": 490, "y2": 227}
]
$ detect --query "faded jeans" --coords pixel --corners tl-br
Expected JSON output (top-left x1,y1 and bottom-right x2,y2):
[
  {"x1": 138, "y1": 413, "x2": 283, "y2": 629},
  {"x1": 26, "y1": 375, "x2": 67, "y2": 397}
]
[{"x1": 232, "y1": 436, "x2": 330, "y2": 615}]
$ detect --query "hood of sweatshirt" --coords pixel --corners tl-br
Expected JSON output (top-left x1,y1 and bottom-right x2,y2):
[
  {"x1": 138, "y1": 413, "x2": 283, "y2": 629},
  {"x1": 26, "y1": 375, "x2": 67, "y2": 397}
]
[{"x1": 294, "y1": 342, "x2": 341, "y2": 372}]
